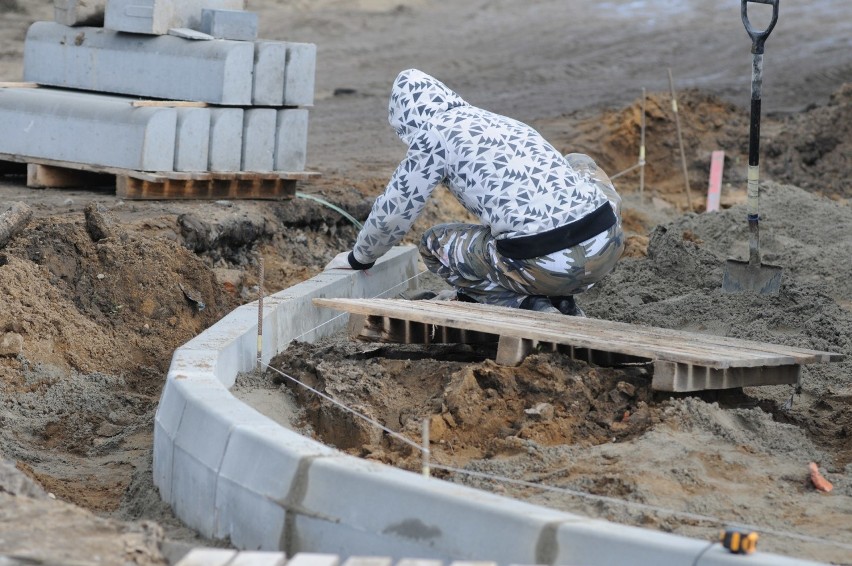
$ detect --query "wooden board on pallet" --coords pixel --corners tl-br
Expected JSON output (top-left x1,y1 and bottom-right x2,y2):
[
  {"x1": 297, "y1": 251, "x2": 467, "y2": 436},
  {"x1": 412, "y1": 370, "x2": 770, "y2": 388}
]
[
  {"x1": 313, "y1": 298, "x2": 844, "y2": 392},
  {"x1": 0, "y1": 153, "x2": 319, "y2": 200}
]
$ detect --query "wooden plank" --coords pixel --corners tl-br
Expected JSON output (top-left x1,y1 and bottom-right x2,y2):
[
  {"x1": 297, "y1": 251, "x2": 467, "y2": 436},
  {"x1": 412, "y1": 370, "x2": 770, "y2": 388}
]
[
  {"x1": 131, "y1": 100, "x2": 209, "y2": 108},
  {"x1": 316, "y1": 299, "x2": 786, "y2": 368},
  {"x1": 175, "y1": 548, "x2": 237, "y2": 566},
  {"x1": 26, "y1": 163, "x2": 111, "y2": 189},
  {"x1": 0, "y1": 153, "x2": 320, "y2": 182},
  {"x1": 313, "y1": 299, "x2": 843, "y2": 368},
  {"x1": 116, "y1": 175, "x2": 297, "y2": 200},
  {"x1": 0, "y1": 152, "x2": 133, "y2": 177},
  {"x1": 287, "y1": 554, "x2": 340, "y2": 566},
  {"x1": 351, "y1": 314, "x2": 497, "y2": 345},
  {"x1": 354, "y1": 299, "x2": 844, "y2": 363},
  {"x1": 329, "y1": 300, "x2": 782, "y2": 367},
  {"x1": 341, "y1": 558, "x2": 393, "y2": 566},
  {"x1": 653, "y1": 361, "x2": 801, "y2": 392},
  {"x1": 395, "y1": 560, "x2": 443, "y2": 566},
  {"x1": 496, "y1": 335, "x2": 534, "y2": 366},
  {"x1": 230, "y1": 552, "x2": 287, "y2": 566},
  {"x1": 0, "y1": 82, "x2": 39, "y2": 88},
  {"x1": 354, "y1": 313, "x2": 649, "y2": 367}
]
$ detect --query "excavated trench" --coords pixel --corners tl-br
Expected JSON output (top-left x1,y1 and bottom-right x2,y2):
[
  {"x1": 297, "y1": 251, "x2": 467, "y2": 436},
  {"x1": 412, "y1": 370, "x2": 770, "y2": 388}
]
[
  {"x1": 244, "y1": 88, "x2": 852, "y2": 563},
  {"x1": 1, "y1": 86, "x2": 850, "y2": 563}
]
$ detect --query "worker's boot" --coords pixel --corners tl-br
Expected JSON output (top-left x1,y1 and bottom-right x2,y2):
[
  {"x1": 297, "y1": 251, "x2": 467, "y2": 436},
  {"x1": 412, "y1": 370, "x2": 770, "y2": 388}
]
[
  {"x1": 520, "y1": 295, "x2": 561, "y2": 314},
  {"x1": 551, "y1": 296, "x2": 586, "y2": 317}
]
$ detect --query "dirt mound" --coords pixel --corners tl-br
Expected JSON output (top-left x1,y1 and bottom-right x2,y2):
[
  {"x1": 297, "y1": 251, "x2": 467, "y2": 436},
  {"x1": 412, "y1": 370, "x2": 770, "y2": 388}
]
[
  {"x1": 273, "y1": 343, "x2": 654, "y2": 469},
  {"x1": 536, "y1": 83, "x2": 851, "y2": 214},
  {"x1": 536, "y1": 89, "x2": 751, "y2": 210},
  {"x1": 261, "y1": 181, "x2": 851, "y2": 563},
  {"x1": 0, "y1": 207, "x2": 233, "y2": 517},
  {"x1": 765, "y1": 83, "x2": 852, "y2": 197}
]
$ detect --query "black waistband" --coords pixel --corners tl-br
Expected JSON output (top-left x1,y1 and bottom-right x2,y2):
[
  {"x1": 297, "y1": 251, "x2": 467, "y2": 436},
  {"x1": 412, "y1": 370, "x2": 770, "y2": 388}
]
[{"x1": 495, "y1": 203, "x2": 617, "y2": 260}]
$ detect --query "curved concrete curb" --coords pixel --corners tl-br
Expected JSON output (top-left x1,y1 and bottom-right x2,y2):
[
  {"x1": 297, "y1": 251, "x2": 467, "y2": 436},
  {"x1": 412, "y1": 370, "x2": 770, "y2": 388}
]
[{"x1": 154, "y1": 245, "x2": 823, "y2": 566}]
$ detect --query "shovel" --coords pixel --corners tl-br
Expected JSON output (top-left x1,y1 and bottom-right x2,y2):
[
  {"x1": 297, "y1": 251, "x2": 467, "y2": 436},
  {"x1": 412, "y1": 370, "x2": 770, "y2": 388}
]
[{"x1": 722, "y1": 0, "x2": 783, "y2": 294}]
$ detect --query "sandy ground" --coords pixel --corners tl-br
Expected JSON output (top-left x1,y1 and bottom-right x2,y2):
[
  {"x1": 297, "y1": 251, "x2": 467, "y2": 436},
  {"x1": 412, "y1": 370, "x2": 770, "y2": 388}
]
[{"x1": 1, "y1": 0, "x2": 851, "y2": 564}]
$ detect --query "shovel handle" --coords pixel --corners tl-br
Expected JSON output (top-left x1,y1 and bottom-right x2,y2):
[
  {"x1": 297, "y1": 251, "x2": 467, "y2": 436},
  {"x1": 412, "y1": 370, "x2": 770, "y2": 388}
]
[{"x1": 742, "y1": 0, "x2": 780, "y2": 54}]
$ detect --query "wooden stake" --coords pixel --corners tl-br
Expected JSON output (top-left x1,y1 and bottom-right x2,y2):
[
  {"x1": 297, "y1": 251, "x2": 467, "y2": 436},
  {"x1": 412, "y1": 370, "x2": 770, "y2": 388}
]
[
  {"x1": 0, "y1": 82, "x2": 39, "y2": 89},
  {"x1": 640, "y1": 87, "x2": 647, "y2": 197},
  {"x1": 131, "y1": 100, "x2": 208, "y2": 108},
  {"x1": 422, "y1": 418, "x2": 431, "y2": 477},
  {"x1": 668, "y1": 68, "x2": 693, "y2": 211},
  {"x1": 257, "y1": 256, "x2": 264, "y2": 371}
]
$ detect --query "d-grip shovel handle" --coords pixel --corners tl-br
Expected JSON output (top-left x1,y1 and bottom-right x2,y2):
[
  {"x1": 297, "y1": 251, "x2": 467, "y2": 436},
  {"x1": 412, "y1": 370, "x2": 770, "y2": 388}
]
[
  {"x1": 742, "y1": 0, "x2": 780, "y2": 54},
  {"x1": 742, "y1": 0, "x2": 779, "y2": 267}
]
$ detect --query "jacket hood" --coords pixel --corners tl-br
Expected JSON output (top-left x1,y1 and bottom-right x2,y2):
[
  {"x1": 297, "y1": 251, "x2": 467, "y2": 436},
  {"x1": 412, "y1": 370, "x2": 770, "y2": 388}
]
[{"x1": 388, "y1": 69, "x2": 467, "y2": 145}]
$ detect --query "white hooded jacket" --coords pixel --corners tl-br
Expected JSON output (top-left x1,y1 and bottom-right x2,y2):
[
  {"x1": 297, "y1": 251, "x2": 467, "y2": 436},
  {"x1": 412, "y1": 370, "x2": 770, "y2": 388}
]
[{"x1": 351, "y1": 69, "x2": 612, "y2": 266}]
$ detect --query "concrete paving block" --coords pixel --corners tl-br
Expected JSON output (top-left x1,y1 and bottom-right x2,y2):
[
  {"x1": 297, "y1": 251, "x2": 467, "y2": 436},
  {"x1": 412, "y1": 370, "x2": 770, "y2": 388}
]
[
  {"x1": 105, "y1": 0, "x2": 245, "y2": 35},
  {"x1": 289, "y1": 516, "x2": 444, "y2": 562},
  {"x1": 342, "y1": 558, "x2": 392, "y2": 566},
  {"x1": 241, "y1": 108, "x2": 276, "y2": 172},
  {"x1": 175, "y1": 107, "x2": 211, "y2": 172},
  {"x1": 253, "y1": 41, "x2": 287, "y2": 106},
  {"x1": 154, "y1": 376, "x2": 188, "y2": 444},
  {"x1": 181, "y1": 305, "x2": 265, "y2": 387},
  {"x1": 215, "y1": 424, "x2": 339, "y2": 545},
  {"x1": 274, "y1": 109, "x2": 308, "y2": 171},
  {"x1": 0, "y1": 87, "x2": 175, "y2": 171},
  {"x1": 287, "y1": 554, "x2": 340, "y2": 566},
  {"x1": 268, "y1": 246, "x2": 420, "y2": 348},
  {"x1": 551, "y1": 520, "x2": 822, "y2": 566},
  {"x1": 171, "y1": 381, "x2": 270, "y2": 536},
  {"x1": 175, "y1": 548, "x2": 237, "y2": 566},
  {"x1": 152, "y1": 419, "x2": 176, "y2": 503},
  {"x1": 215, "y1": 482, "x2": 286, "y2": 550},
  {"x1": 209, "y1": 108, "x2": 244, "y2": 172},
  {"x1": 297, "y1": 455, "x2": 575, "y2": 563},
  {"x1": 168, "y1": 27, "x2": 214, "y2": 40},
  {"x1": 55, "y1": 0, "x2": 106, "y2": 26},
  {"x1": 230, "y1": 552, "x2": 287, "y2": 566},
  {"x1": 167, "y1": 347, "x2": 222, "y2": 381},
  {"x1": 283, "y1": 42, "x2": 317, "y2": 107},
  {"x1": 24, "y1": 21, "x2": 254, "y2": 105},
  {"x1": 201, "y1": 8, "x2": 258, "y2": 41}
]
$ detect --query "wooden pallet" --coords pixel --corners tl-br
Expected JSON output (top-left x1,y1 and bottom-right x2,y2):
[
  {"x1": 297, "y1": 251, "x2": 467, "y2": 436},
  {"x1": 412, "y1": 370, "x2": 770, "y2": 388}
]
[
  {"x1": 0, "y1": 153, "x2": 319, "y2": 200},
  {"x1": 314, "y1": 298, "x2": 844, "y2": 392}
]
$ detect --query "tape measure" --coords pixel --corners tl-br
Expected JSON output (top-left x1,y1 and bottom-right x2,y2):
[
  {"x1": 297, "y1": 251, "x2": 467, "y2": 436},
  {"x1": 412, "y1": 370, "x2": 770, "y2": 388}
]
[{"x1": 720, "y1": 529, "x2": 759, "y2": 554}]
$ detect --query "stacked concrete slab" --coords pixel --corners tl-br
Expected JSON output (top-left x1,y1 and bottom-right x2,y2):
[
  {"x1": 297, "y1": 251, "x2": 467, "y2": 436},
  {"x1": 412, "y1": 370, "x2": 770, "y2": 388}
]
[{"x1": 0, "y1": 0, "x2": 315, "y2": 174}]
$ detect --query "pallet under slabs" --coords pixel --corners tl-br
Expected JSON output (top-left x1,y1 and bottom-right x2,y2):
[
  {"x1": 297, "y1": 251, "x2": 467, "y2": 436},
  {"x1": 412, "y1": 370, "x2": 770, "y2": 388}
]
[
  {"x1": 0, "y1": 153, "x2": 319, "y2": 200},
  {"x1": 313, "y1": 298, "x2": 844, "y2": 393}
]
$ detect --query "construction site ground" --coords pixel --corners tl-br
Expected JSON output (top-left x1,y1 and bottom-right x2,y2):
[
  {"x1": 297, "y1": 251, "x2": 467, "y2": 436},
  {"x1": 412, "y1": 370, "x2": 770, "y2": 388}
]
[{"x1": 1, "y1": 0, "x2": 850, "y2": 564}]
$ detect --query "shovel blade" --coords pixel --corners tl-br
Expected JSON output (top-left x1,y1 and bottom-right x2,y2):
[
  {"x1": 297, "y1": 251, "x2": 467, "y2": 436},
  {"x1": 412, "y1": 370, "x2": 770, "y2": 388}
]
[{"x1": 722, "y1": 259, "x2": 783, "y2": 294}]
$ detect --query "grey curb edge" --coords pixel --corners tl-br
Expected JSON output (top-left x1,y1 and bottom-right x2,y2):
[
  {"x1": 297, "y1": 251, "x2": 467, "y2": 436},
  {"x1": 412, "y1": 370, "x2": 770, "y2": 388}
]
[{"x1": 153, "y1": 245, "x2": 823, "y2": 566}]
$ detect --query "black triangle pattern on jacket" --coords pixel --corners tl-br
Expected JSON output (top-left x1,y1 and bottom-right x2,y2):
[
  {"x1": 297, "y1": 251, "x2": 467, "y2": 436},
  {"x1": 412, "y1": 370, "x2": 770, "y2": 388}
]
[{"x1": 352, "y1": 69, "x2": 610, "y2": 266}]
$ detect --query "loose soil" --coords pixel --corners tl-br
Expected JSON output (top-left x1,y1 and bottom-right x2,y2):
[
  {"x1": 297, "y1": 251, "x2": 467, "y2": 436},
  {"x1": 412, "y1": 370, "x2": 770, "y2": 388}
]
[{"x1": 1, "y1": 0, "x2": 851, "y2": 564}]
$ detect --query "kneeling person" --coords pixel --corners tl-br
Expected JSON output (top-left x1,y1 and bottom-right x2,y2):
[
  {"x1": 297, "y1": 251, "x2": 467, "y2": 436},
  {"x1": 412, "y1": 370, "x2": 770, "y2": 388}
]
[{"x1": 326, "y1": 69, "x2": 624, "y2": 316}]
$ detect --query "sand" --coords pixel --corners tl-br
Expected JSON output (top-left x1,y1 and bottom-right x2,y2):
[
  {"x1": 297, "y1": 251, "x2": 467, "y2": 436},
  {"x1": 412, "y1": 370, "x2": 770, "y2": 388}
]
[{"x1": 0, "y1": 0, "x2": 851, "y2": 564}]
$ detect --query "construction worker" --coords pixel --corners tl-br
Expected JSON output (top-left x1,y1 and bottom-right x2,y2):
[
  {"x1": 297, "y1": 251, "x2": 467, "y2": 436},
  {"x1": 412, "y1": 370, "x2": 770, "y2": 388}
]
[{"x1": 326, "y1": 69, "x2": 624, "y2": 316}]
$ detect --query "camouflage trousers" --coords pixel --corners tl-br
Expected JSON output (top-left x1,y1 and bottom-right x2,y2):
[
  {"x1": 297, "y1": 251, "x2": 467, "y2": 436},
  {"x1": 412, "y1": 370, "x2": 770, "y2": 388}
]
[{"x1": 419, "y1": 154, "x2": 624, "y2": 308}]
